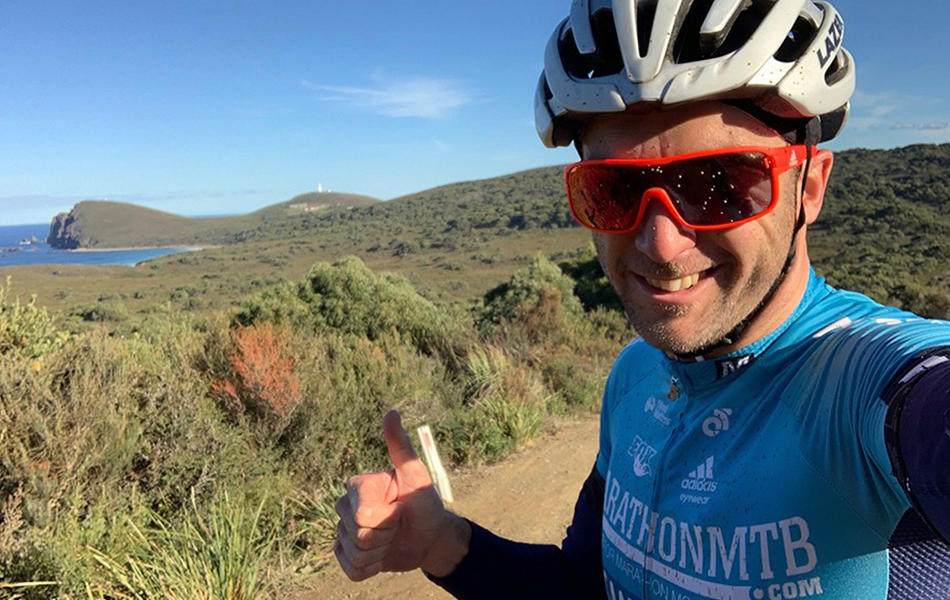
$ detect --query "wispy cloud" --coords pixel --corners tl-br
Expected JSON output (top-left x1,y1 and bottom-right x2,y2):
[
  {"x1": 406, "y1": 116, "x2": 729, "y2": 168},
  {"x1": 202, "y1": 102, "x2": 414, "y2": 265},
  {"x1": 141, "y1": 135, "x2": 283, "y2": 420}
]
[
  {"x1": 128, "y1": 189, "x2": 277, "y2": 202},
  {"x1": 891, "y1": 122, "x2": 950, "y2": 132},
  {"x1": 849, "y1": 90, "x2": 950, "y2": 140},
  {"x1": 847, "y1": 91, "x2": 898, "y2": 130},
  {"x1": 301, "y1": 75, "x2": 475, "y2": 119},
  {"x1": 0, "y1": 195, "x2": 79, "y2": 208}
]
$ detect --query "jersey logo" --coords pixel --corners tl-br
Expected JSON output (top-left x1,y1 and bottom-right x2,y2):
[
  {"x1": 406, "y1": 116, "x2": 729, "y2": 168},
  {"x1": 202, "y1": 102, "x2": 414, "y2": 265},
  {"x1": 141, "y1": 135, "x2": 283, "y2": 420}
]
[
  {"x1": 681, "y1": 456, "x2": 718, "y2": 493},
  {"x1": 716, "y1": 354, "x2": 753, "y2": 379},
  {"x1": 644, "y1": 396, "x2": 672, "y2": 426},
  {"x1": 628, "y1": 436, "x2": 657, "y2": 478},
  {"x1": 703, "y1": 408, "x2": 733, "y2": 437},
  {"x1": 666, "y1": 377, "x2": 681, "y2": 402}
]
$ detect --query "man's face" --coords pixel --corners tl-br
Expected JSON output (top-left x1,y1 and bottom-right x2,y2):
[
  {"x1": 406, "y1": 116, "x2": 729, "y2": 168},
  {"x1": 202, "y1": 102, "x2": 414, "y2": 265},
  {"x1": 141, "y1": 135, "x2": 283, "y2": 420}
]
[{"x1": 581, "y1": 103, "x2": 803, "y2": 355}]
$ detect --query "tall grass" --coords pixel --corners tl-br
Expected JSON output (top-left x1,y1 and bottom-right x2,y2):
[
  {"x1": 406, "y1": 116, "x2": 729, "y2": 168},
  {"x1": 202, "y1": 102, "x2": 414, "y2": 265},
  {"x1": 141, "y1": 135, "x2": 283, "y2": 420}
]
[{"x1": 86, "y1": 491, "x2": 275, "y2": 600}]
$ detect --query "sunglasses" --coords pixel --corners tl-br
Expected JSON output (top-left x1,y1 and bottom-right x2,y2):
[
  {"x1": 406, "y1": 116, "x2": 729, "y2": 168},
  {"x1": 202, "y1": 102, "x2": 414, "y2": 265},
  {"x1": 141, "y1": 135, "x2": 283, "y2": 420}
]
[{"x1": 564, "y1": 145, "x2": 812, "y2": 233}]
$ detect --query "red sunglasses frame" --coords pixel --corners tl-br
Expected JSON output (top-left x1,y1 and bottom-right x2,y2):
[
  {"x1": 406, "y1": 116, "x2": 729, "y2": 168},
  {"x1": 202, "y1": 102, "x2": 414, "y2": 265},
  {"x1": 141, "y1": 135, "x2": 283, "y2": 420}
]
[{"x1": 564, "y1": 145, "x2": 814, "y2": 233}]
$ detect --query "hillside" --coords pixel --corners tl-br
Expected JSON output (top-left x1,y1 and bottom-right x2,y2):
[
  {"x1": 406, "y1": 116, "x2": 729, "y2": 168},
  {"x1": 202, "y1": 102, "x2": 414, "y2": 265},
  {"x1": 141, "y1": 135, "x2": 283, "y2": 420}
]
[
  {"x1": 812, "y1": 144, "x2": 950, "y2": 309},
  {"x1": 15, "y1": 142, "x2": 950, "y2": 320},
  {"x1": 47, "y1": 192, "x2": 381, "y2": 249},
  {"x1": 242, "y1": 143, "x2": 950, "y2": 306}
]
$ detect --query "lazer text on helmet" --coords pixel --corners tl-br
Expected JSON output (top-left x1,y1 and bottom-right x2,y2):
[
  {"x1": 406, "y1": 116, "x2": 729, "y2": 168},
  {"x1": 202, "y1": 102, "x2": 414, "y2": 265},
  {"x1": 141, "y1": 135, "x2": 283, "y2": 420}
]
[{"x1": 817, "y1": 14, "x2": 844, "y2": 69}]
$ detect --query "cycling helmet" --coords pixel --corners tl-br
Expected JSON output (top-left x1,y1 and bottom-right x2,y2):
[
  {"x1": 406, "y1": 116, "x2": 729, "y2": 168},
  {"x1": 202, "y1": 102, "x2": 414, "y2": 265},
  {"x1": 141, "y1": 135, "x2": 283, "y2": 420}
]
[{"x1": 536, "y1": 0, "x2": 855, "y2": 148}]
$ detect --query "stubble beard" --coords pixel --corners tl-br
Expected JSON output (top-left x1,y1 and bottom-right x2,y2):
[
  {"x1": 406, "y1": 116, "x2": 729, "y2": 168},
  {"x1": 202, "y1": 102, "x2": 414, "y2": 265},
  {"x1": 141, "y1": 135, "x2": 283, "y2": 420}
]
[
  {"x1": 593, "y1": 231, "x2": 788, "y2": 356},
  {"x1": 619, "y1": 265, "x2": 770, "y2": 355}
]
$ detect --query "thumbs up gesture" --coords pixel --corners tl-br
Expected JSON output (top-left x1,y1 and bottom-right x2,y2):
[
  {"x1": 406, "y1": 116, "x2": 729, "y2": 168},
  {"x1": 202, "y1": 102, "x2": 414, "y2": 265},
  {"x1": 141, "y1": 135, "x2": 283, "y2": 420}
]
[{"x1": 334, "y1": 411, "x2": 471, "y2": 580}]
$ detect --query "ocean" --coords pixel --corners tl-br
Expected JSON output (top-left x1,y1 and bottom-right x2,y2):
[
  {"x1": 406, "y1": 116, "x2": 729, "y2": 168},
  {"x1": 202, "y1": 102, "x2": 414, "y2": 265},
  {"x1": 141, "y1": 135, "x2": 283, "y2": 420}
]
[{"x1": 0, "y1": 223, "x2": 196, "y2": 268}]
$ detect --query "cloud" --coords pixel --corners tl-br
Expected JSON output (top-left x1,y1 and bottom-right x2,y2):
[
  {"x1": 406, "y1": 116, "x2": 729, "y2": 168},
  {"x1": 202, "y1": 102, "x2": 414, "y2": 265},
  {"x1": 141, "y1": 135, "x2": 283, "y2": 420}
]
[
  {"x1": 891, "y1": 122, "x2": 950, "y2": 132},
  {"x1": 0, "y1": 195, "x2": 79, "y2": 209},
  {"x1": 848, "y1": 91, "x2": 898, "y2": 130},
  {"x1": 301, "y1": 75, "x2": 475, "y2": 119},
  {"x1": 128, "y1": 189, "x2": 275, "y2": 202},
  {"x1": 0, "y1": 196, "x2": 82, "y2": 226},
  {"x1": 849, "y1": 90, "x2": 950, "y2": 138}
]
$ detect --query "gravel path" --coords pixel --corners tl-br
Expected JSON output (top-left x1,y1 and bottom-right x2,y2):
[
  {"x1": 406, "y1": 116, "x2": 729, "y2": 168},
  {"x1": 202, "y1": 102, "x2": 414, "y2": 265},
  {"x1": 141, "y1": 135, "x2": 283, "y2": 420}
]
[{"x1": 294, "y1": 414, "x2": 600, "y2": 600}]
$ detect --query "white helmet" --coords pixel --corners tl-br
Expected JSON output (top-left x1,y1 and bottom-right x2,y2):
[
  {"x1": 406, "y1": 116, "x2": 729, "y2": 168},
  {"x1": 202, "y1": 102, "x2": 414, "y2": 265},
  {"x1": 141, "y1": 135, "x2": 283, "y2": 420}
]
[{"x1": 536, "y1": 0, "x2": 855, "y2": 148}]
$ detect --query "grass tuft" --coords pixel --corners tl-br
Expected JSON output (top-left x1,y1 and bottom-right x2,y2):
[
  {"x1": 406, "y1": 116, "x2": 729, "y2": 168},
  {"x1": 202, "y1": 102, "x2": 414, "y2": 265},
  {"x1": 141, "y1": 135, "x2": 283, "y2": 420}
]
[{"x1": 86, "y1": 491, "x2": 276, "y2": 600}]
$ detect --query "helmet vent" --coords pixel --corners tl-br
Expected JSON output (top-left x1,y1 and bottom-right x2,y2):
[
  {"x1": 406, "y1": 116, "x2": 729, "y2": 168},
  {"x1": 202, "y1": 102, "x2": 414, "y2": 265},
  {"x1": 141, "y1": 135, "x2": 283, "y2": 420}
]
[
  {"x1": 636, "y1": 0, "x2": 659, "y2": 58},
  {"x1": 824, "y1": 48, "x2": 848, "y2": 86},
  {"x1": 713, "y1": 0, "x2": 776, "y2": 57},
  {"x1": 589, "y1": 7, "x2": 625, "y2": 75},
  {"x1": 774, "y1": 15, "x2": 818, "y2": 63},
  {"x1": 561, "y1": 7, "x2": 625, "y2": 80},
  {"x1": 676, "y1": 0, "x2": 777, "y2": 62},
  {"x1": 673, "y1": 0, "x2": 717, "y2": 62}
]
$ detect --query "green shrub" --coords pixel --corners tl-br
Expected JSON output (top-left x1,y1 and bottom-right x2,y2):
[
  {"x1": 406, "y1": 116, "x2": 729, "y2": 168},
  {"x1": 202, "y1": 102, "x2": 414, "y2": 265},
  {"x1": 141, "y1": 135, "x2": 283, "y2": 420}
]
[
  {"x1": 0, "y1": 322, "x2": 272, "y2": 595},
  {"x1": 235, "y1": 257, "x2": 462, "y2": 360},
  {"x1": 443, "y1": 345, "x2": 549, "y2": 464},
  {"x1": 541, "y1": 355, "x2": 603, "y2": 412},
  {"x1": 442, "y1": 394, "x2": 545, "y2": 465},
  {"x1": 0, "y1": 278, "x2": 69, "y2": 359},
  {"x1": 70, "y1": 300, "x2": 130, "y2": 323},
  {"x1": 0, "y1": 254, "x2": 631, "y2": 595},
  {"x1": 231, "y1": 281, "x2": 311, "y2": 329},
  {"x1": 558, "y1": 242, "x2": 624, "y2": 313},
  {"x1": 277, "y1": 331, "x2": 455, "y2": 487},
  {"x1": 479, "y1": 255, "x2": 584, "y2": 342}
]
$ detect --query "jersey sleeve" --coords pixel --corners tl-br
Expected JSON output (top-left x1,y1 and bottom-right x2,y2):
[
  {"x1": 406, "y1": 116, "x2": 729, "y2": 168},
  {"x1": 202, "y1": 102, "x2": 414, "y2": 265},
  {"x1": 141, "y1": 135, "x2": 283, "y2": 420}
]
[
  {"x1": 427, "y1": 465, "x2": 605, "y2": 599},
  {"x1": 884, "y1": 348, "x2": 950, "y2": 543},
  {"x1": 790, "y1": 315, "x2": 950, "y2": 533}
]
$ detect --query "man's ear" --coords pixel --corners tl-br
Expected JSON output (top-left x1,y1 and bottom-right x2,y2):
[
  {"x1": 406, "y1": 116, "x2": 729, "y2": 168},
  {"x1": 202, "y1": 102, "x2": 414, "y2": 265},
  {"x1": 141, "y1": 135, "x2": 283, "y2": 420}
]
[{"x1": 803, "y1": 149, "x2": 833, "y2": 225}]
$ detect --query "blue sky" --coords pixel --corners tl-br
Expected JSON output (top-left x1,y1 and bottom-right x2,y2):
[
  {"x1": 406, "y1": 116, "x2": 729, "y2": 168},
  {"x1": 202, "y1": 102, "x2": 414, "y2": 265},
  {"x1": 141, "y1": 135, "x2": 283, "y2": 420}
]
[{"x1": 1, "y1": 0, "x2": 948, "y2": 225}]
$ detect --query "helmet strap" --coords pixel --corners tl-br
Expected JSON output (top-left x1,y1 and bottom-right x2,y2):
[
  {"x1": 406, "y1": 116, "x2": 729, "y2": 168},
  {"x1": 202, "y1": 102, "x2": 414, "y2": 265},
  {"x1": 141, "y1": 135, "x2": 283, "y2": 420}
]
[
  {"x1": 673, "y1": 146, "x2": 812, "y2": 361},
  {"x1": 724, "y1": 100, "x2": 822, "y2": 146}
]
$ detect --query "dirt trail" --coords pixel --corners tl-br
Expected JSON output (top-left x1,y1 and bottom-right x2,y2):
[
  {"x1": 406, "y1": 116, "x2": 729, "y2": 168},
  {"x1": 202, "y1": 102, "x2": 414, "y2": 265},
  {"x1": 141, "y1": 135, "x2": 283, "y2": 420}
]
[{"x1": 296, "y1": 414, "x2": 600, "y2": 600}]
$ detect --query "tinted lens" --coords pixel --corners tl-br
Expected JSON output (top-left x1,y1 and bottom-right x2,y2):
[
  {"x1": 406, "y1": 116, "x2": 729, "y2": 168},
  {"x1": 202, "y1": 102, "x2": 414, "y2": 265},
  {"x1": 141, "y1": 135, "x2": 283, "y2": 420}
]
[
  {"x1": 566, "y1": 152, "x2": 774, "y2": 231},
  {"x1": 567, "y1": 163, "x2": 645, "y2": 231},
  {"x1": 667, "y1": 152, "x2": 772, "y2": 226}
]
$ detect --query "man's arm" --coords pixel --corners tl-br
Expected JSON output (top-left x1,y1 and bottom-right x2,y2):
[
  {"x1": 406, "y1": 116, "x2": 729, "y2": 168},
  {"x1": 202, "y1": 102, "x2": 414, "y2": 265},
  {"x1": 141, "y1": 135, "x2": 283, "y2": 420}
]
[
  {"x1": 884, "y1": 347, "x2": 950, "y2": 542},
  {"x1": 428, "y1": 465, "x2": 606, "y2": 599},
  {"x1": 335, "y1": 412, "x2": 606, "y2": 598}
]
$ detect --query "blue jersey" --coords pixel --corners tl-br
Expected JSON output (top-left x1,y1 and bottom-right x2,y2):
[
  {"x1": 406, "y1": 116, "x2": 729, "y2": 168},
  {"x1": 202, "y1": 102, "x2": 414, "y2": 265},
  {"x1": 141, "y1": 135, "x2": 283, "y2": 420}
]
[{"x1": 598, "y1": 269, "x2": 950, "y2": 600}]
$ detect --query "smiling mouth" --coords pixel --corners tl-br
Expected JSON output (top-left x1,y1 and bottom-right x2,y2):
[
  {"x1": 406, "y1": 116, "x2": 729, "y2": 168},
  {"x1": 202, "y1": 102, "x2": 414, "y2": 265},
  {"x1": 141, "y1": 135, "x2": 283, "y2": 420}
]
[{"x1": 643, "y1": 270, "x2": 708, "y2": 292}]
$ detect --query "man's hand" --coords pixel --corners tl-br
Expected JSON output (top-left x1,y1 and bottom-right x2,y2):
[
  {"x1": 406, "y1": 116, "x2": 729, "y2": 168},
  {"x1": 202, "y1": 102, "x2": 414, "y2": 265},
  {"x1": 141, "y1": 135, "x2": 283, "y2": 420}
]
[{"x1": 334, "y1": 410, "x2": 471, "y2": 581}]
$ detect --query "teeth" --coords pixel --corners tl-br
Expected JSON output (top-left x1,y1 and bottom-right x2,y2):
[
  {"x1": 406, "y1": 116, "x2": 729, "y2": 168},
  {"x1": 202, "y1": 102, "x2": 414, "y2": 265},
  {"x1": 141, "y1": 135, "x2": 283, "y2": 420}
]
[{"x1": 645, "y1": 272, "x2": 703, "y2": 292}]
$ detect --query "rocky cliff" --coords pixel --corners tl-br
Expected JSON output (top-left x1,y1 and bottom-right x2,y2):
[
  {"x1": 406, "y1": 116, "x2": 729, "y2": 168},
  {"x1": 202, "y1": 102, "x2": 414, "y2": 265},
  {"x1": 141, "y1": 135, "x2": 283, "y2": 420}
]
[{"x1": 47, "y1": 210, "x2": 86, "y2": 249}]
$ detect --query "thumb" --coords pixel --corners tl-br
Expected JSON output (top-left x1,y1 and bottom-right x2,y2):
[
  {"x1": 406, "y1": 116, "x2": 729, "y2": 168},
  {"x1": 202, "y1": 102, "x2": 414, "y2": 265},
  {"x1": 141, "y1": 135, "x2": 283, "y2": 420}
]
[{"x1": 383, "y1": 410, "x2": 431, "y2": 488}]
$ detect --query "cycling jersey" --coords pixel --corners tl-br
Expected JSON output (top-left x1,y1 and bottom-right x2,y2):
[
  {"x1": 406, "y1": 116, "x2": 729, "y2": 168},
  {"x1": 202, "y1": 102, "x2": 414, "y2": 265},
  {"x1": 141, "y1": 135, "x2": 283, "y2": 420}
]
[
  {"x1": 430, "y1": 268, "x2": 950, "y2": 600},
  {"x1": 598, "y1": 269, "x2": 950, "y2": 600}
]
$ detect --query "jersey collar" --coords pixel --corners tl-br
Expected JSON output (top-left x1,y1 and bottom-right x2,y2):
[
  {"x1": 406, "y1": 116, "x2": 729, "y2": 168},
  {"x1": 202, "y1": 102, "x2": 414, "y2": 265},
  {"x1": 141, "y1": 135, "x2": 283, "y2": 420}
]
[{"x1": 664, "y1": 267, "x2": 829, "y2": 390}]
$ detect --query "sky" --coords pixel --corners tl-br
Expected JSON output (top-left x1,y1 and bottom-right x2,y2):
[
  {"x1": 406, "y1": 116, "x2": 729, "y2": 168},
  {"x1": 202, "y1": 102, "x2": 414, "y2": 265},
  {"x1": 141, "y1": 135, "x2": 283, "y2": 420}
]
[{"x1": 1, "y1": 1, "x2": 948, "y2": 226}]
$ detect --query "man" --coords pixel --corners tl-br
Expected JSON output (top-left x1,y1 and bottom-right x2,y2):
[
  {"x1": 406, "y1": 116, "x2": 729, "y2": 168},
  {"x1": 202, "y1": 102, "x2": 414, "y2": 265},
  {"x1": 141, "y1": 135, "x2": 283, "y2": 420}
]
[{"x1": 334, "y1": 1, "x2": 950, "y2": 598}]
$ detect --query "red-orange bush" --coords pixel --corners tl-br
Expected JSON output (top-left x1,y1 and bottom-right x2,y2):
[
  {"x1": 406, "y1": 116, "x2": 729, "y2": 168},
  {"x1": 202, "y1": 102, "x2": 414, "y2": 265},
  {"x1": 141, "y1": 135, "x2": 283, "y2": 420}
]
[{"x1": 212, "y1": 322, "x2": 301, "y2": 430}]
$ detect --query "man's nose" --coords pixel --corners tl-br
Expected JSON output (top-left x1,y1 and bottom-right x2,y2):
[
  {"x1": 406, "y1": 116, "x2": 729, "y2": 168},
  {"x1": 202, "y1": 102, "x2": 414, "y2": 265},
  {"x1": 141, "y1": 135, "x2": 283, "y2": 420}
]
[{"x1": 633, "y1": 189, "x2": 698, "y2": 263}]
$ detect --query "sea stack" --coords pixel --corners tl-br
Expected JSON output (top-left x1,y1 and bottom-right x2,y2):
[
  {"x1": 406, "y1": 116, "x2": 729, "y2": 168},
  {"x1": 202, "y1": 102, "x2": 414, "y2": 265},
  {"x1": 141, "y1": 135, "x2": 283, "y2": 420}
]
[{"x1": 47, "y1": 210, "x2": 83, "y2": 249}]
